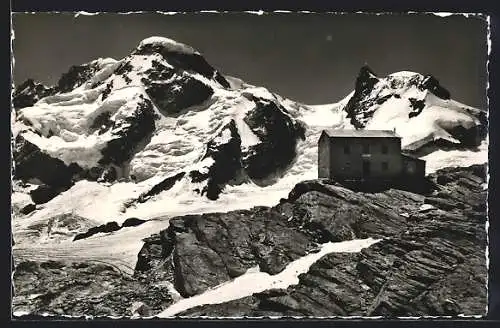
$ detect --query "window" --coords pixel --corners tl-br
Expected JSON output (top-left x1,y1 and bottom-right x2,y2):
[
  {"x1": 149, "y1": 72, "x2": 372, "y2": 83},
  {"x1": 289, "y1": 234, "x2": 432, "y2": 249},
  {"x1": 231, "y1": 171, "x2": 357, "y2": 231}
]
[
  {"x1": 382, "y1": 144, "x2": 389, "y2": 154},
  {"x1": 382, "y1": 162, "x2": 389, "y2": 171},
  {"x1": 344, "y1": 145, "x2": 350, "y2": 154},
  {"x1": 362, "y1": 144, "x2": 370, "y2": 154}
]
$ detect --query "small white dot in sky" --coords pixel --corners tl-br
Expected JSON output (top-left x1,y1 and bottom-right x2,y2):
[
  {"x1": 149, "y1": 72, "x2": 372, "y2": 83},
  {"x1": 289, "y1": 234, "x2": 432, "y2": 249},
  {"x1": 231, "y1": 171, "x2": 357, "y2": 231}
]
[{"x1": 326, "y1": 35, "x2": 333, "y2": 42}]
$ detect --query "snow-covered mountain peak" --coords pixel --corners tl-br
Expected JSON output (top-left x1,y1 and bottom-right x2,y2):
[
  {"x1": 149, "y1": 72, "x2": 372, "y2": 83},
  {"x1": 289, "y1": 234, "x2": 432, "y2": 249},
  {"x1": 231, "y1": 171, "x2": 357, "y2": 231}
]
[
  {"x1": 12, "y1": 35, "x2": 311, "y2": 214},
  {"x1": 130, "y1": 36, "x2": 230, "y2": 90},
  {"x1": 135, "y1": 36, "x2": 200, "y2": 56},
  {"x1": 342, "y1": 66, "x2": 485, "y2": 152}
]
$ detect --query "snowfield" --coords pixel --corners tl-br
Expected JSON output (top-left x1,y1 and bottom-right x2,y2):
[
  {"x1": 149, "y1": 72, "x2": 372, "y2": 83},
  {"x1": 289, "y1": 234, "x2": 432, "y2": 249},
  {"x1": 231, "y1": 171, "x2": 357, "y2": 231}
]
[{"x1": 365, "y1": 91, "x2": 482, "y2": 148}]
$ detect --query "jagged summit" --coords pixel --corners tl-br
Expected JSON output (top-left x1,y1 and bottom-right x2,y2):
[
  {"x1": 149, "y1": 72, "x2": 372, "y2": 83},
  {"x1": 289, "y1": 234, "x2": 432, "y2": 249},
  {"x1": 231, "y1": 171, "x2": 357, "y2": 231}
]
[
  {"x1": 357, "y1": 64, "x2": 379, "y2": 81},
  {"x1": 342, "y1": 65, "x2": 485, "y2": 153}
]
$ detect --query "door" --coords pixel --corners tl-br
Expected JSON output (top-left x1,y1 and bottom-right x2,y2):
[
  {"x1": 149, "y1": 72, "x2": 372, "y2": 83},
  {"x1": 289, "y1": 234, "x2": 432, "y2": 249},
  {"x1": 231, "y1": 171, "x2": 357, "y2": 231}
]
[{"x1": 362, "y1": 160, "x2": 371, "y2": 178}]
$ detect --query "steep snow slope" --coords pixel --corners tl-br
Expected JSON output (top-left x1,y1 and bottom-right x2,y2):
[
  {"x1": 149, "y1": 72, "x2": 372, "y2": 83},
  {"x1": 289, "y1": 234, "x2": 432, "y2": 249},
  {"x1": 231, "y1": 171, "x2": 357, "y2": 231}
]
[{"x1": 11, "y1": 37, "x2": 487, "y2": 247}]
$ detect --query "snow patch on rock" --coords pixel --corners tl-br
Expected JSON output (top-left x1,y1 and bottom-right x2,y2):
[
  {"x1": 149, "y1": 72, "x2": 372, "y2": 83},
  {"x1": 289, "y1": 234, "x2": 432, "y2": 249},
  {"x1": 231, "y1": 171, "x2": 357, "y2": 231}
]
[{"x1": 158, "y1": 237, "x2": 382, "y2": 317}]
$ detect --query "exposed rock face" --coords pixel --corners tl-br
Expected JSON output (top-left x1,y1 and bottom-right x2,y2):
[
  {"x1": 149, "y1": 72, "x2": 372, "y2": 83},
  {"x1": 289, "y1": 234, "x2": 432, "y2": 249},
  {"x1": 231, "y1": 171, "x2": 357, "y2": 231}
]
[
  {"x1": 344, "y1": 65, "x2": 381, "y2": 129},
  {"x1": 98, "y1": 96, "x2": 158, "y2": 169},
  {"x1": 137, "y1": 208, "x2": 316, "y2": 298},
  {"x1": 341, "y1": 66, "x2": 485, "y2": 157},
  {"x1": 30, "y1": 184, "x2": 70, "y2": 205},
  {"x1": 419, "y1": 75, "x2": 451, "y2": 100},
  {"x1": 73, "y1": 221, "x2": 120, "y2": 241},
  {"x1": 132, "y1": 172, "x2": 186, "y2": 205},
  {"x1": 13, "y1": 60, "x2": 111, "y2": 110},
  {"x1": 20, "y1": 203, "x2": 36, "y2": 215},
  {"x1": 189, "y1": 120, "x2": 244, "y2": 200},
  {"x1": 135, "y1": 165, "x2": 486, "y2": 317},
  {"x1": 122, "y1": 217, "x2": 147, "y2": 228},
  {"x1": 12, "y1": 79, "x2": 57, "y2": 110},
  {"x1": 13, "y1": 38, "x2": 306, "y2": 198},
  {"x1": 13, "y1": 135, "x2": 82, "y2": 203},
  {"x1": 13, "y1": 135, "x2": 81, "y2": 187},
  {"x1": 56, "y1": 62, "x2": 102, "y2": 93},
  {"x1": 12, "y1": 260, "x2": 173, "y2": 317},
  {"x1": 142, "y1": 60, "x2": 215, "y2": 116},
  {"x1": 129, "y1": 98, "x2": 306, "y2": 202},
  {"x1": 242, "y1": 97, "x2": 306, "y2": 183},
  {"x1": 12, "y1": 165, "x2": 486, "y2": 317},
  {"x1": 73, "y1": 218, "x2": 146, "y2": 242}
]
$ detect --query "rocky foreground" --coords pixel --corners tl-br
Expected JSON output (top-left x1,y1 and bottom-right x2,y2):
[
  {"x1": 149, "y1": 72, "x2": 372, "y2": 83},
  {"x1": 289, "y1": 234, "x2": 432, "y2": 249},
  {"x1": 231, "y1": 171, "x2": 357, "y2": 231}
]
[{"x1": 12, "y1": 164, "x2": 487, "y2": 318}]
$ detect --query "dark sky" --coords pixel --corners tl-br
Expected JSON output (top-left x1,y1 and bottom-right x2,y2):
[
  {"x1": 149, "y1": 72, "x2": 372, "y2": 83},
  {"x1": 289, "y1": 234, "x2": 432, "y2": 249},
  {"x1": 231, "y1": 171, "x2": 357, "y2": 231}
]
[{"x1": 12, "y1": 12, "x2": 489, "y2": 108}]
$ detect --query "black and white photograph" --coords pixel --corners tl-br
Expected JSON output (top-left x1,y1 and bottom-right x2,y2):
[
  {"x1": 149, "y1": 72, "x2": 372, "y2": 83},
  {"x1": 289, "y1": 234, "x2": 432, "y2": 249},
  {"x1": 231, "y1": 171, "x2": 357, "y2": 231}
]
[{"x1": 10, "y1": 11, "x2": 490, "y2": 319}]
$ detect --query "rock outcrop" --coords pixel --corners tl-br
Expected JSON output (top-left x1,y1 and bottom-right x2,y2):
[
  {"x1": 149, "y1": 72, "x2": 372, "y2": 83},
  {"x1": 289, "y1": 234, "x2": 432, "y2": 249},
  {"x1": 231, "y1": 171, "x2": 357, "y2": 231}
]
[
  {"x1": 98, "y1": 95, "x2": 158, "y2": 170},
  {"x1": 242, "y1": 96, "x2": 306, "y2": 184},
  {"x1": 141, "y1": 58, "x2": 215, "y2": 116},
  {"x1": 73, "y1": 218, "x2": 147, "y2": 241},
  {"x1": 12, "y1": 260, "x2": 173, "y2": 317},
  {"x1": 12, "y1": 79, "x2": 57, "y2": 110},
  {"x1": 188, "y1": 120, "x2": 244, "y2": 200},
  {"x1": 132, "y1": 37, "x2": 230, "y2": 88},
  {"x1": 136, "y1": 208, "x2": 316, "y2": 297},
  {"x1": 344, "y1": 65, "x2": 381, "y2": 129},
  {"x1": 13, "y1": 135, "x2": 82, "y2": 204},
  {"x1": 136, "y1": 164, "x2": 486, "y2": 317},
  {"x1": 56, "y1": 61, "x2": 102, "y2": 93}
]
